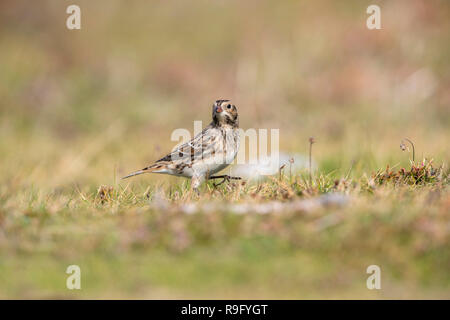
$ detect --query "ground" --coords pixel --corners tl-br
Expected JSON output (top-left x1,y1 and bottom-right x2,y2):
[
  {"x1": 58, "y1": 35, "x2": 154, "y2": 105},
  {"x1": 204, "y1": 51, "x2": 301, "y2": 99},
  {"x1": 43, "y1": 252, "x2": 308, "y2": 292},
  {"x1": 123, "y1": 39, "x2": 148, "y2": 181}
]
[{"x1": 0, "y1": 161, "x2": 448, "y2": 298}]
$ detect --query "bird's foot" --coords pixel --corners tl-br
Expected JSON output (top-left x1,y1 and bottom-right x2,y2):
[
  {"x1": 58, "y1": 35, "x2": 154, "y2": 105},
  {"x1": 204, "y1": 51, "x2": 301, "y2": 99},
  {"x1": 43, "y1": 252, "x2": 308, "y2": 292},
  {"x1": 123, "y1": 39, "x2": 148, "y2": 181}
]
[
  {"x1": 193, "y1": 188, "x2": 200, "y2": 197},
  {"x1": 208, "y1": 175, "x2": 242, "y2": 187}
]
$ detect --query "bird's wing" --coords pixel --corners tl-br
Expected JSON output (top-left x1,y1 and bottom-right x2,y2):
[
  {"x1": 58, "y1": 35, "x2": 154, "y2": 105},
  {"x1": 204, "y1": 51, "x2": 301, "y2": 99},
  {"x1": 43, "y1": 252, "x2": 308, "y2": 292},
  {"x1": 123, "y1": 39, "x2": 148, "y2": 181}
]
[
  {"x1": 122, "y1": 124, "x2": 215, "y2": 179},
  {"x1": 154, "y1": 125, "x2": 215, "y2": 164}
]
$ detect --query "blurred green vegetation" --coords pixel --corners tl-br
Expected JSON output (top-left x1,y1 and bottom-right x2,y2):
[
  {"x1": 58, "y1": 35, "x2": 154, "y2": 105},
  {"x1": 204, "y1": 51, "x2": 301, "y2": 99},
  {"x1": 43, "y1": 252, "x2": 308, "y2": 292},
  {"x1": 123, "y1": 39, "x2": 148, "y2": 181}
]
[
  {"x1": 0, "y1": 0, "x2": 449, "y2": 298},
  {"x1": 0, "y1": 174, "x2": 449, "y2": 299}
]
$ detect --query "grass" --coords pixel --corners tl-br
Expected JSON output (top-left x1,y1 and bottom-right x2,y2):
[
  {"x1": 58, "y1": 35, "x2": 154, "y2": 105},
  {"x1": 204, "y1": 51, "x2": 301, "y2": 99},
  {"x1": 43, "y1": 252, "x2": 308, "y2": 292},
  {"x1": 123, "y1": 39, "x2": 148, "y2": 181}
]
[{"x1": 0, "y1": 159, "x2": 448, "y2": 298}]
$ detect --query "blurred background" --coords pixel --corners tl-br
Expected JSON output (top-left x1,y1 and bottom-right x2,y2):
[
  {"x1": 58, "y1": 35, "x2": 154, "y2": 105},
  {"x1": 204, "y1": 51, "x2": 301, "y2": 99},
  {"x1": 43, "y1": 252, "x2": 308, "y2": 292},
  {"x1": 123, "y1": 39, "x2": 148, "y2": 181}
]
[
  {"x1": 0, "y1": 0, "x2": 449, "y2": 298},
  {"x1": 0, "y1": 0, "x2": 448, "y2": 188}
]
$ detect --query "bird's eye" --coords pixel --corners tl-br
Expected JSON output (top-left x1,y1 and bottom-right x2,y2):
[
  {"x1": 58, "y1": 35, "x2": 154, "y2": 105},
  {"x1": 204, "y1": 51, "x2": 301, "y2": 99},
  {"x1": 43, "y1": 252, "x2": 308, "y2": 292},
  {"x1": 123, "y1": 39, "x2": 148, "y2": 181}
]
[{"x1": 226, "y1": 104, "x2": 232, "y2": 109}]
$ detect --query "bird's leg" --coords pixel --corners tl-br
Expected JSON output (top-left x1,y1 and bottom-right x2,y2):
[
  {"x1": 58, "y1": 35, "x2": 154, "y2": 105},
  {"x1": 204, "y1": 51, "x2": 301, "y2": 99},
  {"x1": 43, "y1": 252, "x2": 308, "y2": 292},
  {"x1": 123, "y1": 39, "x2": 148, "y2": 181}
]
[
  {"x1": 209, "y1": 175, "x2": 242, "y2": 180},
  {"x1": 191, "y1": 174, "x2": 203, "y2": 196},
  {"x1": 208, "y1": 175, "x2": 242, "y2": 187}
]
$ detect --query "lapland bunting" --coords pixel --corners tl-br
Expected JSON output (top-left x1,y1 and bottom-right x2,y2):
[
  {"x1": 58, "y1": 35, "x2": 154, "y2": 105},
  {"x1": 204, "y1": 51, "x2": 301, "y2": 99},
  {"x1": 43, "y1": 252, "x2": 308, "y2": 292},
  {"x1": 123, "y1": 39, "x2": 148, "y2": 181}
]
[{"x1": 122, "y1": 99, "x2": 240, "y2": 192}]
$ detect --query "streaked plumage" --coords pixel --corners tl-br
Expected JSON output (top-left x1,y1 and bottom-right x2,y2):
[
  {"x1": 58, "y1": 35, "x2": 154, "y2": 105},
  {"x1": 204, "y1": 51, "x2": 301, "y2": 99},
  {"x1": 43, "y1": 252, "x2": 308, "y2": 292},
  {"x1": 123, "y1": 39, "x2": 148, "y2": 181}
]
[{"x1": 122, "y1": 99, "x2": 240, "y2": 192}]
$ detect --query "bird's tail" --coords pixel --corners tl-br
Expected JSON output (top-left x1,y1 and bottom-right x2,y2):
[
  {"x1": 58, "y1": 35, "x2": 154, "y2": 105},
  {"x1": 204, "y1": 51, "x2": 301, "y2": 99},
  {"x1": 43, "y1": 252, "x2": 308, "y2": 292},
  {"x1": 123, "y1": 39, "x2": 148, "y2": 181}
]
[{"x1": 121, "y1": 164, "x2": 163, "y2": 180}]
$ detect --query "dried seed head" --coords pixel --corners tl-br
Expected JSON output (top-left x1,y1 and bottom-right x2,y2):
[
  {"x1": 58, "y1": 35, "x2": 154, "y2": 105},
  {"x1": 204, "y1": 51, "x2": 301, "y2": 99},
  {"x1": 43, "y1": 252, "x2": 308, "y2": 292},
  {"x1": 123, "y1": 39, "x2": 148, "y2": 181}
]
[
  {"x1": 400, "y1": 142, "x2": 407, "y2": 151},
  {"x1": 309, "y1": 137, "x2": 315, "y2": 144},
  {"x1": 400, "y1": 138, "x2": 415, "y2": 162}
]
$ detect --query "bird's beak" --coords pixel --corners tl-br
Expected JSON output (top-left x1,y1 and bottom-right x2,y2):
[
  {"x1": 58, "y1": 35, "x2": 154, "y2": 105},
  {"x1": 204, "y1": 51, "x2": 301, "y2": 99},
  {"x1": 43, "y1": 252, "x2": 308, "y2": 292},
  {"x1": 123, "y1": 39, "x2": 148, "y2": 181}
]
[{"x1": 215, "y1": 106, "x2": 223, "y2": 113}]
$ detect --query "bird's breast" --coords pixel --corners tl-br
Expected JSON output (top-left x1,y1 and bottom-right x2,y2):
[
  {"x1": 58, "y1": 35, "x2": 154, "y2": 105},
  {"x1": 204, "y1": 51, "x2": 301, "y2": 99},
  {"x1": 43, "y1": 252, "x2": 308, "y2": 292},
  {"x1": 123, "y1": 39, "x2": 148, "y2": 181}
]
[{"x1": 190, "y1": 127, "x2": 240, "y2": 176}]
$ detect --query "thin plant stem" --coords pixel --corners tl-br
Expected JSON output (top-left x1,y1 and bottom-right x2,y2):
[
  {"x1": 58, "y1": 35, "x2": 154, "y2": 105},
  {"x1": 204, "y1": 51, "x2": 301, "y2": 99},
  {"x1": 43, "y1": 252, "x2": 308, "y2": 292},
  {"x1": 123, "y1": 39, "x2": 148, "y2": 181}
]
[
  {"x1": 309, "y1": 137, "x2": 315, "y2": 185},
  {"x1": 401, "y1": 138, "x2": 415, "y2": 163}
]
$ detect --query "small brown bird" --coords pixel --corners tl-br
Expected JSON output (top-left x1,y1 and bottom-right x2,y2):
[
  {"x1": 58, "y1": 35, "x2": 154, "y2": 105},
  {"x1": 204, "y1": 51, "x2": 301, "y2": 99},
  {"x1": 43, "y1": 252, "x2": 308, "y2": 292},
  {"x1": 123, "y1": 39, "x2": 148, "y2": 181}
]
[{"x1": 122, "y1": 99, "x2": 241, "y2": 193}]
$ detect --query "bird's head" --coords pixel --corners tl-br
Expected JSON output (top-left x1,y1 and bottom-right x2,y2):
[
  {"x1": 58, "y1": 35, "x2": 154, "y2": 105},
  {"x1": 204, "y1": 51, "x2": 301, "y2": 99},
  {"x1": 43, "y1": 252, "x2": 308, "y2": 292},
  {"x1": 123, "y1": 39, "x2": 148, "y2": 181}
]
[{"x1": 212, "y1": 99, "x2": 239, "y2": 128}]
